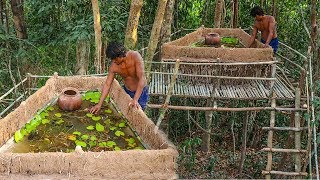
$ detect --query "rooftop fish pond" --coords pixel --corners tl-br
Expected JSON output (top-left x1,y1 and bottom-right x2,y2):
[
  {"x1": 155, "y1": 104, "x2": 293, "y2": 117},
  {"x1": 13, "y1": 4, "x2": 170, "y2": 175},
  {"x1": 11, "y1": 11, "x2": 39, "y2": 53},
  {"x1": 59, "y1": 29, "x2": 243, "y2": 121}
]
[
  {"x1": 6, "y1": 91, "x2": 145, "y2": 153},
  {"x1": 190, "y1": 37, "x2": 244, "y2": 48}
]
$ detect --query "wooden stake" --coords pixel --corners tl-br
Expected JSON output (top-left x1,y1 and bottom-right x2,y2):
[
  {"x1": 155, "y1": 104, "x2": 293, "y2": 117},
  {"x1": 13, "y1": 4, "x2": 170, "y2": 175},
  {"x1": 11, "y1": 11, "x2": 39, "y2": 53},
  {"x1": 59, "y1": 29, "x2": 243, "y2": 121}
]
[{"x1": 294, "y1": 88, "x2": 302, "y2": 178}]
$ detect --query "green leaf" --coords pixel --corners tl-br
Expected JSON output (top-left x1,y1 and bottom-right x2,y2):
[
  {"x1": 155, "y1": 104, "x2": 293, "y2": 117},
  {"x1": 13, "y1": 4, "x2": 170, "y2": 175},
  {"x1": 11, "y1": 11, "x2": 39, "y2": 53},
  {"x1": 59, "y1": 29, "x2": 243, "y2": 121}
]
[
  {"x1": 46, "y1": 106, "x2": 54, "y2": 111},
  {"x1": 91, "y1": 116, "x2": 101, "y2": 121},
  {"x1": 86, "y1": 113, "x2": 93, "y2": 117},
  {"x1": 55, "y1": 113, "x2": 62, "y2": 118},
  {"x1": 56, "y1": 119, "x2": 64, "y2": 125},
  {"x1": 89, "y1": 141, "x2": 97, "y2": 147},
  {"x1": 110, "y1": 126, "x2": 117, "y2": 131},
  {"x1": 41, "y1": 118, "x2": 50, "y2": 124},
  {"x1": 75, "y1": 140, "x2": 87, "y2": 147},
  {"x1": 104, "y1": 109, "x2": 112, "y2": 114},
  {"x1": 115, "y1": 130, "x2": 125, "y2": 137},
  {"x1": 104, "y1": 119, "x2": 112, "y2": 125},
  {"x1": 90, "y1": 99, "x2": 99, "y2": 104},
  {"x1": 20, "y1": 128, "x2": 27, "y2": 136},
  {"x1": 106, "y1": 141, "x2": 116, "y2": 147},
  {"x1": 96, "y1": 122, "x2": 105, "y2": 132},
  {"x1": 73, "y1": 131, "x2": 81, "y2": 136},
  {"x1": 40, "y1": 111, "x2": 49, "y2": 118},
  {"x1": 118, "y1": 122, "x2": 126, "y2": 128},
  {"x1": 90, "y1": 135, "x2": 97, "y2": 141},
  {"x1": 68, "y1": 135, "x2": 77, "y2": 141},
  {"x1": 114, "y1": 146, "x2": 121, "y2": 151},
  {"x1": 134, "y1": 146, "x2": 144, "y2": 150},
  {"x1": 81, "y1": 134, "x2": 89, "y2": 140},
  {"x1": 98, "y1": 141, "x2": 107, "y2": 147},
  {"x1": 14, "y1": 130, "x2": 24, "y2": 143},
  {"x1": 86, "y1": 125, "x2": 95, "y2": 130},
  {"x1": 125, "y1": 137, "x2": 135, "y2": 144}
]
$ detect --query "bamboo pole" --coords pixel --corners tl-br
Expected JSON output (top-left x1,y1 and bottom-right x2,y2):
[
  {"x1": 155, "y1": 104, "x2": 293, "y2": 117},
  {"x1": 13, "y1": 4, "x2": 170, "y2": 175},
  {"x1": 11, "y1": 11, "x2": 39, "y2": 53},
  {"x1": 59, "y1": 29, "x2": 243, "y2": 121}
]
[
  {"x1": 262, "y1": 148, "x2": 307, "y2": 153},
  {"x1": 262, "y1": 127, "x2": 308, "y2": 131},
  {"x1": 0, "y1": 77, "x2": 27, "y2": 101},
  {"x1": 155, "y1": 59, "x2": 278, "y2": 65},
  {"x1": 279, "y1": 42, "x2": 307, "y2": 59},
  {"x1": 262, "y1": 171, "x2": 308, "y2": 176},
  {"x1": 156, "y1": 59, "x2": 180, "y2": 127},
  {"x1": 148, "y1": 104, "x2": 306, "y2": 112},
  {"x1": 265, "y1": 93, "x2": 276, "y2": 180},
  {"x1": 294, "y1": 88, "x2": 302, "y2": 178}
]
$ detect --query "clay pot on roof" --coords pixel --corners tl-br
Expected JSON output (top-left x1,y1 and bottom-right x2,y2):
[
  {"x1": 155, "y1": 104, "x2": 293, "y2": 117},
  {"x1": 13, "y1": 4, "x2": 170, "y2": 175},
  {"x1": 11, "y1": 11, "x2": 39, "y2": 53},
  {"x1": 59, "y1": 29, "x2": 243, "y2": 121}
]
[
  {"x1": 204, "y1": 33, "x2": 221, "y2": 45},
  {"x1": 58, "y1": 87, "x2": 82, "y2": 111}
]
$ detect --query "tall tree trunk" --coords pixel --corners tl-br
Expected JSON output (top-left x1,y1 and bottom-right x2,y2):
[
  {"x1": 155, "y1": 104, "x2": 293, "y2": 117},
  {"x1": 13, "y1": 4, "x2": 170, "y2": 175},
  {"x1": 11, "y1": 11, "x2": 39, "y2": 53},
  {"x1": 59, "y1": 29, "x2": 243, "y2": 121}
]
[
  {"x1": 214, "y1": 0, "x2": 223, "y2": 28},
  {"x1": 310, "y1": 0, "x2": 318, "y2": 78},
  {"x1": 160, "y1": 0, "x2": 175, "y2": 44},
  {"x1": 0, "y1": 0, "x2": 3, "y2": 25},
  {"x1": 4, "y1": 0, "x2": 9, "y2": 33},
  {"x1": 75, "y1": 40, "x2": 90, "y2": 75},
  {"x1": 232, "y1": 0, "x2": 238, "y2": 28},
  {"x1": 145, "y1": 0, "x2": 168, "y2": 82},
  {"x1": 221, "y1": 0, "x2": 226, "y2": 28},
  {"x1": 230, "y1": 0, "x2": 234, "y2": 28},
  {"x1": 271, "y1": 0, "x2": 276, "y2": 18},
  {"x1": 10, "y1": 0, "x2": 27, "y2": 39},
  {"x1": 161, "y1": 0, "x2": 175, "y2": 43},
  {"x1": 91, "y1": 0, "x2": 102, "y2": 74},
  {"x1": 124, "y1": 0, "x2": 143, "y2": 50}
]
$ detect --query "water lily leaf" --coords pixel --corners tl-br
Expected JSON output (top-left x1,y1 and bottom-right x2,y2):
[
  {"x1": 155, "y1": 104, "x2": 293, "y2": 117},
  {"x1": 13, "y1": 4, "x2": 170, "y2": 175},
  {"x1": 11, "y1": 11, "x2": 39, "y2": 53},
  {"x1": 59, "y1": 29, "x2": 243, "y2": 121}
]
[
  {"x1": 14, "y1": 130, "x2": 23, "y2": 143},
  {"x1": 98, "y1": 142, "x2": 107, "y2": 147},
  {"x1": 55, "y1": 113, "x2": 62, "y2": 118},
  {"x1": 20, "y1": 128, "x2": 27, "y2": 136},
  {"x1": 86, "y1": 113, "x2": 93, "y2": 118},
  {"x1": 90, "y1": 135, "x2": 97, "y2": 141},
  {"x1": 68, "y1": 135, "x2": 77, "y2": 141},
  {"x1": 115, "y1": 130, "x2": 125, "y2": 137},
  {"x1": 89, "y1": 141, "x2": 97, "y2": 147},
  {"x1": 114, "y1": 146, "x2": 121, "y2": 151},
  {"x1": 110, "y1": 126, "x2": 117, "y2": 131},
  {"x1": 106, "y1": 141, "x2": 116, "y2": 147},
  {"x1": 118, "y1": 122, "x2": 126, "y2": 128},
  {"x1": 46, "y1": 106, "x2": 54, "y2": 111},
  {"x1": 128, "y1": 142, "x2": 137, "y2": 148},
  {"x1": 25, "y1": 123, "x2": 36, "y2": 133},
  {"x1": 56, "y1": 119, "x2": 64, "y2": 125},
  {"x1": 134, "y1": 146, "x2": 144, "y2": 150},
  {"x1": 90, "y1": 99, "x2": 99, "y2": 104},
  {"x1": 73, "y1": 131, "x2": 81, "y2": 136},
  {"x1": 86, "y1": 125, "x2": 95, "y2": 130},
  {"x1": 75, "y1": 140, "x2": 87, "y2": 147},
  {"x1": 96, "y1": 123, "x2": 105, "y2": 132},
  {"x1": 41, "y1": 118, "x2": 50, "y2": 124},
  {"x1": 125, "y1": 138, "x2": 135, "y2": 144},
  {"x1": 104, "y1": 109, "x2": 112, "y2": 114},
  {"x1": 104, "y1": 119, "x2": 111, "y2": 125},
  {"x1": 91, "y1": 116, "x2": 101, "y2": 121},
  {"x1": 81, "y1": 134, "x2": 89, "y2": 140},
  {"x1": 40, "y1": 111, "x2": 49, "y2": 118}
]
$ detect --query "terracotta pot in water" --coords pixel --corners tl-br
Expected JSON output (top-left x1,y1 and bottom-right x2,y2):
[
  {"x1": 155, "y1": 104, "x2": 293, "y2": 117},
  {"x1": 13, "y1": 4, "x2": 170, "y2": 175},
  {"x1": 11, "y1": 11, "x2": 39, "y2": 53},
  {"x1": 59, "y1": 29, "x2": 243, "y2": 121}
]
[
  {"x1": 58, "y1": 87, "x2": 82, "y2": 111},
  {"x1": 204, "y1": 33, "x2": 221, "y2": 45}
]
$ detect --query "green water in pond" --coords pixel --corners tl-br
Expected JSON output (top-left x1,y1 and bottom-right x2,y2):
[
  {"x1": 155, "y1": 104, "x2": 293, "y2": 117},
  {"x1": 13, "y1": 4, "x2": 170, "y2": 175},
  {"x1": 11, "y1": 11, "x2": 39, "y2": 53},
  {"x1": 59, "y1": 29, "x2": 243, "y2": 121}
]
[
  {"x1": 7, "y1": 91, "x2": 145, "y2": 153},
  {"x1": 190, "y1": 37, "x2": 243, "y2": 48}
]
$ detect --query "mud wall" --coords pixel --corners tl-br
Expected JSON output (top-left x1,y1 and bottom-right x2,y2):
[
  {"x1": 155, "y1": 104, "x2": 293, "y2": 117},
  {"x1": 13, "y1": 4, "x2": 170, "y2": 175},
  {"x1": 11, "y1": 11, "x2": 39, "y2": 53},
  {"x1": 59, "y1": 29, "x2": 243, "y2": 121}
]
[
  {"x1": 0, "y1": 75, "x2": 178, "y2": 179},
  {"x1": 162, "y1": 27, "x2": 273, "y2": 62}
]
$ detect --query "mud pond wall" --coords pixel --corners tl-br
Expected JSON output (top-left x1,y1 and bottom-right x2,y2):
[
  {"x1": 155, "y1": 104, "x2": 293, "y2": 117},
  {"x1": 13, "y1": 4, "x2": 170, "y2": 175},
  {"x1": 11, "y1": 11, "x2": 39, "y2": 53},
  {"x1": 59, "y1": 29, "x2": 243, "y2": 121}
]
[
  {"x1": 162, "y1": 27, "x2": 273, "y2": 62},
  {"x1": 0, "y1": 75, "x2": 178, "y2": 179}
]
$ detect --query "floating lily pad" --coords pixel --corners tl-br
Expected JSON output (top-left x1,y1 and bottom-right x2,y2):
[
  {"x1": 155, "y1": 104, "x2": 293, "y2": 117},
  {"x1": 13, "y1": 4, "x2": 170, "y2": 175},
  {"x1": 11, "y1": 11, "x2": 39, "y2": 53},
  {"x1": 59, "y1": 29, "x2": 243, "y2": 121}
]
[
  {"x1": 56, "y1": 119, "x2": 64, "y2": 125},
  {"x1": 54, "y1": 113, "x2": 62, "y2": 118},
  {"x1": 41, "y1": 118, "x2": 50, "y2": 124},
  {"x1": 86, "y1": 125, "x2": 95, "y2": 130},
  {"x1": 134, "y1": 146, "x2": 144, "y2": 150},
  {"x1": 98, "y1": 142, "x2": 107, "y2": 147},
  {"x1": 40, "y1": 111, "x2": 49, "y2": 118},
  {"x1": 115, "y1": 130, "x2": 125, "y2": 137},
  {"x1": 114, "y1": 146, "x2": 121, "y2": 151},
  {"x1": 68, "y1": 135, "x2": 77, "y2": 141},
  {"x1": 75, "y1": 140, "x2": 87, "y2": 147},
  {"x1": 90, "y1": 135, "x2": 97, "y2": 141},
  {"x1": 20, "y1": 128, "x2": 27, "y2": 136},
  {"x1": 104, "y1": 119, "x2": 112, "y2": 125},
  {"x1": 90, "y1": 99, "x2": 99, "y2": 104},
  {"x1": 81, "y1": 134, "x2": 89, "y2": 140},
  {"x1": 106, "y1": 141, "x2": 116, "y2": 148},
  {"x1": 73, "y1": 131, "x2": 81, "y2": 136},
  {"x1": 89, "y1": 141, "x2": 97, "y2": 147},
  {"x1": 110, "y1": 126, "x2": 117, "y2": 131},
  {"x1": 125, "y1": 138, "x2": 135, "y2": 144},
  {"x1": 46, "y1": 106, "x2": 54, "y2": 111},
  {"x1": 91, "y1": 116, "x2": 101, "y2": 121},
  {"x1": 118, "y1": 122, "x2": 126, "y2": 128},
  {"x1": 14, "y1": 130, "x2": 23, "y2": 143},
  {"x1": 104, "y1": 109, "x2": 112, "y2": 114},
  {"x1": 86, "y1": 113, "x2": 93, "y2": 118},
  {"x1": 96, "y1": 122, "x2": 105, "y2": 132}
]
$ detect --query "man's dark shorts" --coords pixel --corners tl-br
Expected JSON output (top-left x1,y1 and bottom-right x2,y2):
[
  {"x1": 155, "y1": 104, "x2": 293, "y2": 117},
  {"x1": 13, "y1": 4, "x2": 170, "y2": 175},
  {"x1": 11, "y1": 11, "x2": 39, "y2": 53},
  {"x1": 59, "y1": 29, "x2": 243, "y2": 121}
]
[
  {"x1": 123, "y1": 85, "x2": 149, "y2": 110},
  {"x1": 261, "y1": 37, "x2": 279, "y2": 53}
]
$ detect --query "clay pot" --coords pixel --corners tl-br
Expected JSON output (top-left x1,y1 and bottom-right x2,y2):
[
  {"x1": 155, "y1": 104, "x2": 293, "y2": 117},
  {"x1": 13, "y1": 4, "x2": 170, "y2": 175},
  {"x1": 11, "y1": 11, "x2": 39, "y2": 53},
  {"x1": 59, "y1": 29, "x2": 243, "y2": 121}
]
[
  {"x1": 57, "y1": 87, "x2": 82, "y2": 111},
  {"x1": 204, "y1": 33, "x2": 221, "y2": 45}
]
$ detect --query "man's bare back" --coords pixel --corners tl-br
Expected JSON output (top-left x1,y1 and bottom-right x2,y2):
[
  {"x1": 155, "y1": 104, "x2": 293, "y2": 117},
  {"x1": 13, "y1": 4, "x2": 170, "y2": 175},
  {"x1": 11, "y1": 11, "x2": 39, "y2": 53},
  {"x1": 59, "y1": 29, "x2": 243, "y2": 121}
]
[
  {"x1": 110, "y1": 51, "x2": 147, "y2": 92},
  {"x1": 253, "y1": 15, "x2": 277, "y2": 41}
]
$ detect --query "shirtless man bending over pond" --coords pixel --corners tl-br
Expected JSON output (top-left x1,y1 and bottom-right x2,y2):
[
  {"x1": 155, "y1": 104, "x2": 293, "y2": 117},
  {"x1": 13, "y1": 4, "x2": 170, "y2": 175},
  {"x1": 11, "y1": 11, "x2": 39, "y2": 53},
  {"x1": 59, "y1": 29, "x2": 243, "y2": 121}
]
[
  {"x1": 248, "y1": 6, "x2": 279, "y2": 53},
  {"x1": 90, "y1": 42, "x2": 149, "y2": 114}
]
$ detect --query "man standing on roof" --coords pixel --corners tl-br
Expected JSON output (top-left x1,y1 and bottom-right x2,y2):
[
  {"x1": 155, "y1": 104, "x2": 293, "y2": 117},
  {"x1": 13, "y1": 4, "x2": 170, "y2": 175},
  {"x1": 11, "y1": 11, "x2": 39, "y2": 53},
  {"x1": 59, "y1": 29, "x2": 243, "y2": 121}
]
[
  {"x1": 248, "y1": 6, "x2": 279, "y2": 53},
  {"x1": 89, "y1": 41, "x2": 149, "y2": 114}
]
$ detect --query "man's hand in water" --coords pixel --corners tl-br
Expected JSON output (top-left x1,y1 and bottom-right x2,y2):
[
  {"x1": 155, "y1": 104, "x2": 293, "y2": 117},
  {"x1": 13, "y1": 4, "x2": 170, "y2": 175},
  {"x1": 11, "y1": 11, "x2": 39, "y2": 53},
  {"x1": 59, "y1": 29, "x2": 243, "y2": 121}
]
[
  {"x1": 89, "y1": 104, "x2": 102, "y2": 114},
  {"x1": 129, "y1": 99, "x2": 140, "y2": 109}
]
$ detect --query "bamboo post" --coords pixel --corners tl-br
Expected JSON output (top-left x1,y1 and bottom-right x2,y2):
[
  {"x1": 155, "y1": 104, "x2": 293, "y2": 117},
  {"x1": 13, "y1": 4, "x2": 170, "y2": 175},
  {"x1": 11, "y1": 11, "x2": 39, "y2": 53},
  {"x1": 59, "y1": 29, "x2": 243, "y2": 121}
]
[
  {"x1": 265, "y1": 92, "x2": 276, "y2": 180},
  {"x1": 294, "y1": 88, "x2": 302, "y2": 178},
  {"x1": 156, "y1": 59, "x2": 180, "y2": 127},
  {"x1": 27, "y1": 73, "x2": 31, "y2": 96},
  {"x1": 269, "y1": 57, "x2": 277, "y2": 96}
]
